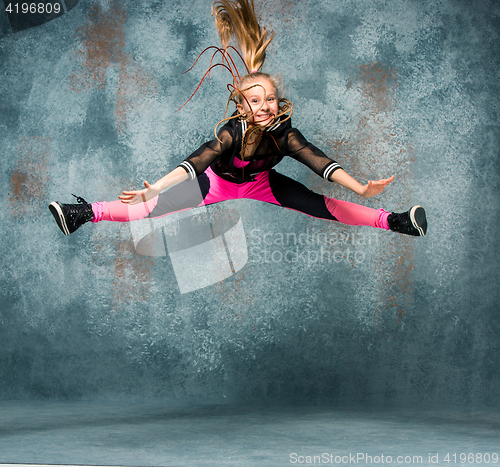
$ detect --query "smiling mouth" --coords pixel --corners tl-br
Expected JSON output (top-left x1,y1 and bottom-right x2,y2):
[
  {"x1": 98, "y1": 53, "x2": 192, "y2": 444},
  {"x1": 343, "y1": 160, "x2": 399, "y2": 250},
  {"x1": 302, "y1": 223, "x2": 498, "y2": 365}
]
[{"x1": 256, "y1": 114, "x2": 274, "y2": 122}]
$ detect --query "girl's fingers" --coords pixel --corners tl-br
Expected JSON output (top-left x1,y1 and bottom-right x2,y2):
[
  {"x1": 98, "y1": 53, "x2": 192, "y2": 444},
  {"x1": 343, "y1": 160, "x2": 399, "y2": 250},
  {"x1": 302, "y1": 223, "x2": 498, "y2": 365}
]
[
  {"x1": 373, "y1": 176, "x2": 394, "y2": 186},
  {"x1": 120, "y1": 196, "x2": 141, "y2": 205},
  {"x1": 121, "y1": 191, "x2": 141, "y2": 196}
]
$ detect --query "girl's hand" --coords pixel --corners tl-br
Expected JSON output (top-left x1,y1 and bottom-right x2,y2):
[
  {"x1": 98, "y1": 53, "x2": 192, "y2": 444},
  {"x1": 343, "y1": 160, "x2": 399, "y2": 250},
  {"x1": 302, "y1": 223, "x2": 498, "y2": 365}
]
[
  {"x1": 361, "y1": 175, "x2": 395, "y2": 198},
  {"x1": 119, "y1": 181, "x2": 159, "y2": 205}
]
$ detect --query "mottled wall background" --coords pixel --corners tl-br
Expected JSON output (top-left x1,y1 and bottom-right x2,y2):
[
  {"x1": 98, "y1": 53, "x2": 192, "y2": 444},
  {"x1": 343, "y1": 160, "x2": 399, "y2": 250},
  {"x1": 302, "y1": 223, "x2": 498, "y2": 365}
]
[{"x1": 0, "y1": 0, "x2": 499, "y2": 407}]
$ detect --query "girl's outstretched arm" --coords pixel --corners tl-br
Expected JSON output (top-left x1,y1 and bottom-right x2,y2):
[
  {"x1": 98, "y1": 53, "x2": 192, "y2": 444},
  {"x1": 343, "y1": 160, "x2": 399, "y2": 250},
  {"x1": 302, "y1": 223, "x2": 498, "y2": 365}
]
[
  {"x1": 330, "y1": 169, "x2": 395, "y2": 198},
  {"x1": 118, "y1": 167, "x2": 190, "y2": 205},
  {"x1": 117, "y1": 123, "x2": 232, "y2": 205}
]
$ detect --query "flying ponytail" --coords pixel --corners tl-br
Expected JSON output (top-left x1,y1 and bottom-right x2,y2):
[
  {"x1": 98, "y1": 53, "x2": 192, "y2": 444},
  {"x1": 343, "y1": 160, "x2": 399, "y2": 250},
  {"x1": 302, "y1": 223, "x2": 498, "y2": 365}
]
[{"x1": 212, "y1": 0, "x2": 274, "y2": 73}]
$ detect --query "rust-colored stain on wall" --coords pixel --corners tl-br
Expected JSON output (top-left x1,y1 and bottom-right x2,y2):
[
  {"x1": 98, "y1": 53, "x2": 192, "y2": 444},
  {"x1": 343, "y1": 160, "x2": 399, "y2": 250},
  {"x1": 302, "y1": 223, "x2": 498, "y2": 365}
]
[
  {"x1": 115, "y1": 62, "x2": 157, "y2": 132},
  {"x1": 307, "y1": 62, "x2": 414, "y2": 326},
  {"x1": 210, "y1": 205, "x2": 255, "y2": 322},
  {"x1": 10, "y1": 137, "x2": 51, "y2": 216},
  {"x1": 68, "y1": 1, "x2": 127, "y2": 92},
  {"x1": 69, "y1": 0, "x2": 157, "y2": 132},
  {"x1": 111, "y1": 236, "x2": 155, "y2": 308},
  {"x1": 257, "y1": 0, "x2": 303, "y2": 39},
  {"x1": 354, "y1": 63, "x2": 398, "y2": 114},
  {"x1": 215, "y1": 270, "x2": 254, "y2": 325},
  {"x1": 92, "y1": 225, "x2": 155, "y2": 311}
]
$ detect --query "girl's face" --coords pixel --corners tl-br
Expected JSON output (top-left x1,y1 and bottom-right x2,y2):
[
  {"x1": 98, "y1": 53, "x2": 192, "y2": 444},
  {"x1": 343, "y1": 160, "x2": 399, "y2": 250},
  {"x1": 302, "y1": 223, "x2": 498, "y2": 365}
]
[{"x1": 237, "y1": 78, "x2": 279, "y2": 126}]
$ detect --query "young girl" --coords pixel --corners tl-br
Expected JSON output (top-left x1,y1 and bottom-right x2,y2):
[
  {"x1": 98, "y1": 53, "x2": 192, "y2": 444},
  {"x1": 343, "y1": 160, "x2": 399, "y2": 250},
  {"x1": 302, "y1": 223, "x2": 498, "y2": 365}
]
[{"x1": 49, "y1": 0, "x2": 427, "y2": 239}]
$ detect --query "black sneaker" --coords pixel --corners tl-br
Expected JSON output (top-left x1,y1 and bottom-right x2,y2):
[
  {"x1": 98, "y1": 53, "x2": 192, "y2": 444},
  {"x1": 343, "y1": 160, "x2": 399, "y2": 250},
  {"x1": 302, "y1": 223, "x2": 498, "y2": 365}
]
[
  {"x1": 48, "y1": 194, "x2": 94, "y2": 235},
  {"x1": 387, "y1": 205, "x2": 427, "y2": 236}
]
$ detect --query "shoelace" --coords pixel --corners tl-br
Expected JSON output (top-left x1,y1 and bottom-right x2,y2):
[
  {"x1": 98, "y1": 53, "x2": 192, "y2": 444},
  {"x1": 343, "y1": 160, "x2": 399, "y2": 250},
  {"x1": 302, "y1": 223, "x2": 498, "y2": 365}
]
[
  {"x1": 66, "y1": 194, "x2": 93, "y2": 225},
  {"x1": 71, "y1": 194, "x2": 89, "y2": 205},
  {"x1": 398, "y1": 211, "x2": 411, "y2": 225}
]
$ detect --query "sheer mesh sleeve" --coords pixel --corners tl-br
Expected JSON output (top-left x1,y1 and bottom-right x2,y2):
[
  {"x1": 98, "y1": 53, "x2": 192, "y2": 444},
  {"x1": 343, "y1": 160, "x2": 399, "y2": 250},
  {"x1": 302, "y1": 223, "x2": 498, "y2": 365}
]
[
  {"x1": 285, "y1": 129, "x2": 342, "y2": 181},
  {"x1": 177, "y1": 127, "x2": 235, "y2": 180}
]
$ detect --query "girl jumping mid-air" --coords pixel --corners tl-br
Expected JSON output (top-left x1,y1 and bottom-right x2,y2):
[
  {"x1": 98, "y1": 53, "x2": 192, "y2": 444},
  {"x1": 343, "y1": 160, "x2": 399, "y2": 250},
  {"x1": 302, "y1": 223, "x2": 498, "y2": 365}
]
[{"x1": 49, "y1": 0, "x2": 427, "y2": 240}]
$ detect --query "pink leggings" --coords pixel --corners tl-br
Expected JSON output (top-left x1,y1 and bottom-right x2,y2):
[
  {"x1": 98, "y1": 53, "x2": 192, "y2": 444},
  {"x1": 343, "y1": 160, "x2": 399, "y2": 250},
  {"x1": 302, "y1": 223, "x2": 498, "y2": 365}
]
[{"x1": 92, "y1": 168, "x2": 390, "y2": 230}]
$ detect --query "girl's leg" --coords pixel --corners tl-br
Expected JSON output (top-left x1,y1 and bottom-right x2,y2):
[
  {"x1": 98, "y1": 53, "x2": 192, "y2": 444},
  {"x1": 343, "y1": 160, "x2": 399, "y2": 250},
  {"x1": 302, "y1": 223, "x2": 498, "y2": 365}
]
[
  {"x1": 266, "y1": 170, "x2": 390, "y2": 229},
  {"x1": 92, "y1": 172, "x2": 212, "y2": 223},
  {"x1": 49, "y1": 174, "x2": 212, "y2": 236},
  {"x1": 91, "y1": 196, "x2": 159, "y2": 222},
  {"x1": 323, "y1": 198, "x2": 390, "y2": 230}
]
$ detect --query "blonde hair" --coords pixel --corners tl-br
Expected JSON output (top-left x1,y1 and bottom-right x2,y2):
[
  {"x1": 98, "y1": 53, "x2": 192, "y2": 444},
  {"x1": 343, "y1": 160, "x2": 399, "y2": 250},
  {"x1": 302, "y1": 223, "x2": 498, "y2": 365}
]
[
  {"x1": 212, "y1": 0, "x2": 274, "y2": 74},
  {"x1": 232, "y1": 71, "x2": 281, "y2": 105}
]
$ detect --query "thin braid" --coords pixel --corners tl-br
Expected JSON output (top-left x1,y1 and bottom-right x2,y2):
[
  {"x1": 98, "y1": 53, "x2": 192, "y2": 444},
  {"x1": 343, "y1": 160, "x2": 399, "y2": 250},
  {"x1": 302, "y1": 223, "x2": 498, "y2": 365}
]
[{"x1": 214, "y1": 93, "x2": 294, "y2": 160}]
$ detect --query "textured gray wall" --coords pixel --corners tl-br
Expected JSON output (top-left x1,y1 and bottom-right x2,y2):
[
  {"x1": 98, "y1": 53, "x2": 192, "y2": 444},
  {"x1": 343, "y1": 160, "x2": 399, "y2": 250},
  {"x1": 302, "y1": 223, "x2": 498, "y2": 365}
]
[{"x1": 0, "y1": 0, "x2": 499, "y2": 406}]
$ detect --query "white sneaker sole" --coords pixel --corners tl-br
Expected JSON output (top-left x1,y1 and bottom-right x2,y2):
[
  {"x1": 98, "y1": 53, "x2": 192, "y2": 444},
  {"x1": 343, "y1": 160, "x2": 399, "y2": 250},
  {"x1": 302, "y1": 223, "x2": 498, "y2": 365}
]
[
  {"x1": 410, "y1": 205, "x2": 426, "y2": 236},
  {"x1": 48, "y1": 202, "x2": 70, "y2": 236}
]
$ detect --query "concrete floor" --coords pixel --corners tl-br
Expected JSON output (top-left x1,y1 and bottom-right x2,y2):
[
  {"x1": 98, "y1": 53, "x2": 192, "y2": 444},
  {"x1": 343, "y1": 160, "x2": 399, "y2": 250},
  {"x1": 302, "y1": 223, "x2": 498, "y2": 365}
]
[{"x1": 0, "y1": 401, "x2": 499, "y2": 467}]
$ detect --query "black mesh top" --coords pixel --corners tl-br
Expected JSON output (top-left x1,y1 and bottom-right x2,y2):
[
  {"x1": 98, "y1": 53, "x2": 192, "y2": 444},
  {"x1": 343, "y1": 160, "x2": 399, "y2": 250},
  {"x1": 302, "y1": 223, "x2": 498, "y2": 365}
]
[{"x1": 177, "y1": 113, "x2": 342, "y2": 183}]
